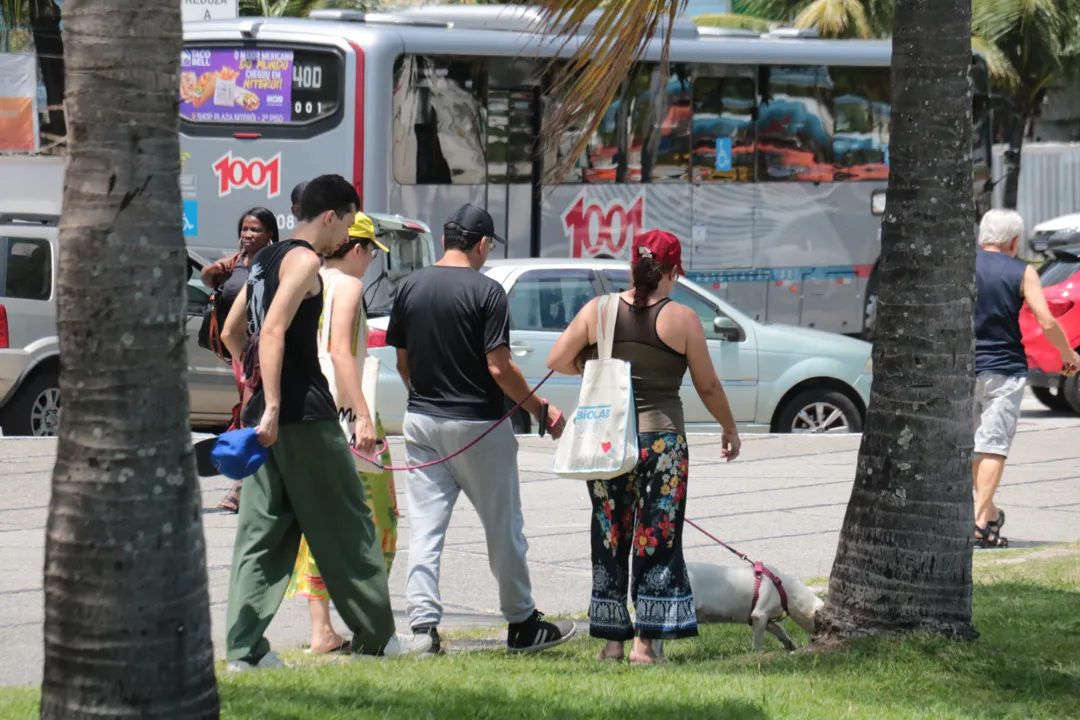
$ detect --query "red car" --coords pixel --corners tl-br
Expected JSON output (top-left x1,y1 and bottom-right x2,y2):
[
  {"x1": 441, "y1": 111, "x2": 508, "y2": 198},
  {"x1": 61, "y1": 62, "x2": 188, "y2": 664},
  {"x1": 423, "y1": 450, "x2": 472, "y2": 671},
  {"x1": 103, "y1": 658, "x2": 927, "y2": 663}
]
[{"x1": 1021, "y1": 244, "x2": 1080, "y2": 413}]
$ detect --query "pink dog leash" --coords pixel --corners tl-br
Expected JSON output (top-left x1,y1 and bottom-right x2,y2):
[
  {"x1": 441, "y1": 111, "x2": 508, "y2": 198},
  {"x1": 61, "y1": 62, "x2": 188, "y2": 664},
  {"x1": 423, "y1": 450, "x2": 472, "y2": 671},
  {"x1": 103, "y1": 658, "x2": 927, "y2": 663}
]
[{"x1": 350, "y1": 369, "x2": 558, "y2": 472}]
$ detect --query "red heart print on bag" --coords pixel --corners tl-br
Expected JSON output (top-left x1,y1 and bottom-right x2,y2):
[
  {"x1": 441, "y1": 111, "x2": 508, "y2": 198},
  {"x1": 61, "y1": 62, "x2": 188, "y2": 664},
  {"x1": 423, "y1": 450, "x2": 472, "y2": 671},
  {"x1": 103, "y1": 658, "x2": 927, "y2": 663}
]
[{"x1": 601, "y1": 441, "x2": 612, "y2": 454}]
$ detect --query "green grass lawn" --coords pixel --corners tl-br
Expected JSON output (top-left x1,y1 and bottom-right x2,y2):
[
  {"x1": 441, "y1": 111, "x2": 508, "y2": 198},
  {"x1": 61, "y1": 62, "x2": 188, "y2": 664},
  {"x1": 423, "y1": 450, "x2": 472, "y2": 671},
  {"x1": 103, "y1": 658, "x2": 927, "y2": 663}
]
[{"x1": 4, "y1": 546, "x2": 1078, "y2": 719}]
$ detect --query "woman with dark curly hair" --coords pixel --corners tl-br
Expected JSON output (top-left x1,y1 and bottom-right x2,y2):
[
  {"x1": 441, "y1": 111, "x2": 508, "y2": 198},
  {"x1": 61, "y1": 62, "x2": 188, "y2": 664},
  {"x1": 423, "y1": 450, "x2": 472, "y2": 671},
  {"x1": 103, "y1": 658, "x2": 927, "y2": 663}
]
[
  {"x1": 547, "y1": 229, "x2": 741, "y2": 664},
  {"x1": 201, "y1": 206, "x2": 279, "y2": 513}
]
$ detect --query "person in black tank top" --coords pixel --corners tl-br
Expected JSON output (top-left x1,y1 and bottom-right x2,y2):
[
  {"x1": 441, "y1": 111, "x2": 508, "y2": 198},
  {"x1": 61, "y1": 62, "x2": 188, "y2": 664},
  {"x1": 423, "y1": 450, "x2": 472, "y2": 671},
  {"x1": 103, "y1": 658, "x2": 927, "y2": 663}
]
[
  {"x1": 972, "y1": 210, "x2": 1080, "y2": 550},
  {"x1": 216, "y1": 175, "x2": 431, "y2": 667}
]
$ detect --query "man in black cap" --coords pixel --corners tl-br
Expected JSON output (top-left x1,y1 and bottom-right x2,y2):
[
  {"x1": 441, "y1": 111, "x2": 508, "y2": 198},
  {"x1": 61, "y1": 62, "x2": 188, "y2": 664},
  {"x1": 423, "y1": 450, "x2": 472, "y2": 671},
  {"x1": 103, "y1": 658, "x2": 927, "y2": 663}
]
[{"x1": 386, "y1": 203, "x2": 573, "y2": 655}]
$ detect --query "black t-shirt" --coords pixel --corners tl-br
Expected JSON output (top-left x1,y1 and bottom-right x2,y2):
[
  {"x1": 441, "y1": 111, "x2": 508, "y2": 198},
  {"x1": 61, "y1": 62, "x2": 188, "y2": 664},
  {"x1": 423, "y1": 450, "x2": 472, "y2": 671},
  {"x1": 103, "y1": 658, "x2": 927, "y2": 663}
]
[
  {"x1": 386, "y1": 265, "x2": 510, "y2": 421},
  {"x1": 240, "y1": 240, "x2": 337, "y2": 426}
]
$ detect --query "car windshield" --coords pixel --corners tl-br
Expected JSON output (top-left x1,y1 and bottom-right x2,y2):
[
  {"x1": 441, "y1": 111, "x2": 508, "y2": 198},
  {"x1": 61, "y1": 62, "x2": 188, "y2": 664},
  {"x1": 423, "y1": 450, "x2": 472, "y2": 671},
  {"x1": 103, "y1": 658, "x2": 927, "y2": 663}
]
[
  {"x1": 365, "y1": 228, "x2": 437, "y2": 316},
  {"x1": 1038, "y1": 250, "x2": 1080, "y2": 287}
]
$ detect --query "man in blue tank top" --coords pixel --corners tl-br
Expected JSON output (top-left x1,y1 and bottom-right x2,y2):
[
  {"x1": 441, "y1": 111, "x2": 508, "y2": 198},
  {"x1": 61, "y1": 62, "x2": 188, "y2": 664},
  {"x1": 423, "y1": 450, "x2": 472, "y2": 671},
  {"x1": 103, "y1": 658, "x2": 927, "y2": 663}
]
[{"x1": 973, "y1": 210, "x2": 1080, "y2": 548}]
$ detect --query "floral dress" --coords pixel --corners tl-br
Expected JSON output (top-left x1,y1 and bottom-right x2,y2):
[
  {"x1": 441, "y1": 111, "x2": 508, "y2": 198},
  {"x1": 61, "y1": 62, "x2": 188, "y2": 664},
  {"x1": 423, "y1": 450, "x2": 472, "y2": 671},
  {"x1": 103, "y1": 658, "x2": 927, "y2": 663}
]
[
  {"x1": 285, "y1": 275, "x2": 399, "y2": 600},
  {"x1": 587, "y1": 432, "x2": 697, "y2": 641}
]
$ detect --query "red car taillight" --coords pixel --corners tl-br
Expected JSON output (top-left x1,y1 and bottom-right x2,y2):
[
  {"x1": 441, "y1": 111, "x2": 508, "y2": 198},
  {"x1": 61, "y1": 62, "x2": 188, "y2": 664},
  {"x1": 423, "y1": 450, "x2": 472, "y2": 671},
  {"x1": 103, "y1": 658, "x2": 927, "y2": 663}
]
[
  {"x1": 367, "y1": 327, "x2": 388, "y2": 349},
  {"x1": 0, "y1": 305, "x2": 8, "y2": 349},
  {"x1": 1048, "y1": 298, "x2": 1074, "y2": 318}
]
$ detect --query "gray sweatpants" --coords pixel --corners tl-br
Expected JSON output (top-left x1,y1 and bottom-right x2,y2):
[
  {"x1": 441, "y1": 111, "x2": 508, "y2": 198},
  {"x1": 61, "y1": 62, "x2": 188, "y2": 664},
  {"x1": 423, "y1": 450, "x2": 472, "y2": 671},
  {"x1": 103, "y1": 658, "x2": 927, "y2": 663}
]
[{"x1": 402, "y1": 412, "x2": 535, "y2": 627}]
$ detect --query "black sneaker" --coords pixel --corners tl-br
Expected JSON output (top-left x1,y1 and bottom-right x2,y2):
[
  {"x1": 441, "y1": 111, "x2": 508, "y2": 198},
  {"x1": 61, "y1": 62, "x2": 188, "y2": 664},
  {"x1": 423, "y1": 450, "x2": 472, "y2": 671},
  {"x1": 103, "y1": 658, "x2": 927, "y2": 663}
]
[
  {"x1": 507, "y1": 610, "x2": 577, "y2": 653},
  {"x1": 413, "y1": 624, "x2": 442, "y2": 655}
]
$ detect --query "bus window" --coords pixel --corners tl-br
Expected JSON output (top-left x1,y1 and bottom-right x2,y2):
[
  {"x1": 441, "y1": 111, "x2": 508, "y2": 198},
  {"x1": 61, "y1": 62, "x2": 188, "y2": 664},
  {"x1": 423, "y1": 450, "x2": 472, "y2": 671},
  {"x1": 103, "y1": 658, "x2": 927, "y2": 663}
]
[
  {"x1": 392, "y1": 55, "x2": 488, "y2": 185},
  {"x1": 179, "y1": 46, "x2": 342, "y2": 132},
  {"x1": 758, "y1": 66, "x2": 834, "y2": 182},
  {"x1": 587, "y1": 71, "x2": 639, "y2": 183},
  {"x1": 632, "y1": 64, "x2": 692, "y2": 183},
  {"x1": 691, "y1": 65, "x2": 757, "y2": 183},
  {"x1": 831, "y1": 67, "x2": 890, "y2": 182}
]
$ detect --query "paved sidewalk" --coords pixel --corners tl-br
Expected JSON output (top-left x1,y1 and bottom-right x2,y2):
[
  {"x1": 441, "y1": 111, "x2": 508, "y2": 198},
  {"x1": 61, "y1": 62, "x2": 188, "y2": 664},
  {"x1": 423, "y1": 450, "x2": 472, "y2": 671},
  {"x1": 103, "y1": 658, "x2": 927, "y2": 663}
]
[{"x1": 1, "y1": 394, "x2": 1077, "y2": 686}]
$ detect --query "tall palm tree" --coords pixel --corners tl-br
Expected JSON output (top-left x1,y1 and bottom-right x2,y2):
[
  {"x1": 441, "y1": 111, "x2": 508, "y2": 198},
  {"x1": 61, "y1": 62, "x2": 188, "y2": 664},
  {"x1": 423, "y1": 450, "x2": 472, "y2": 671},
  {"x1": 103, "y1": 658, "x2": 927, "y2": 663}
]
[
  {"x1": 814, "y1": 0, "x2": 978, "y2": 640},
  {"x1": 41, "y1": 0, "x2": 219, "y2": 716},
  {"x1": 971, "y1": 0, "x2": 1080, "y2": 209},
  {"x1": 536, "y1": 0, "x2": 978, "y2": 638}
]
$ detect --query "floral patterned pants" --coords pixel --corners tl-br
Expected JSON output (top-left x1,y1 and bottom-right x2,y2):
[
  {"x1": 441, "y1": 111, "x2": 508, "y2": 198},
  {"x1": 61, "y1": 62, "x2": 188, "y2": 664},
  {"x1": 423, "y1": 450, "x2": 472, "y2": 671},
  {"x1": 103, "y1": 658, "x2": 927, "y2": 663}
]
[{"x1": 588, "y1": 432, "x2": 697, "y2": 641}]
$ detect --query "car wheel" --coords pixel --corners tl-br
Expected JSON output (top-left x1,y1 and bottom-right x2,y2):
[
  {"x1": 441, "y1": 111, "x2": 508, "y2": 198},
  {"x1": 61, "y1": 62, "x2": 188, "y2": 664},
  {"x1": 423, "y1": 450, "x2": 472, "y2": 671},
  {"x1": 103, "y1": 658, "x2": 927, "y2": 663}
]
[
  {"x1": 1032, "y1": 385, "x2": 1074, "y2": 413},
  {"x1": 1, "y1": 372, "x2": 61, "y2": 437},
  {"x1": 777, "y1": 389, "x2": 863, "y2": 434},
  {"x1": 1063, "y1": 374, "x2": 1080, "y2": 415}
]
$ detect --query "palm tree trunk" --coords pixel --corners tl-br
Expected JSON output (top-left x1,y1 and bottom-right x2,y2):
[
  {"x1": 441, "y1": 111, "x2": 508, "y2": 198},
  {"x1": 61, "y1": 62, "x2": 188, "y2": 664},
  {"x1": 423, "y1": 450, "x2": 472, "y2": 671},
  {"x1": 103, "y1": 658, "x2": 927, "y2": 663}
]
[
  {"x1": 814, "y1": 0, "x2": 978, "y2": 641},
  {"x1": 41, "y1": 1, "x2": 219, "y2": 717},
  {"x1": 1001, "y1": 112, "x2": 1026, "y2": 210}
]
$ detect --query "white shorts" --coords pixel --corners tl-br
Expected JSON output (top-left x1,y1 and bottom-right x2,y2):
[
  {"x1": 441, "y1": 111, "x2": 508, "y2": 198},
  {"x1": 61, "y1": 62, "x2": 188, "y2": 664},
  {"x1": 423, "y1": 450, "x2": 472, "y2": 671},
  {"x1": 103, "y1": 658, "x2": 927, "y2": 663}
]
[{"x1": 973, "y1": 373, "x2": 1026, "y2": 457}]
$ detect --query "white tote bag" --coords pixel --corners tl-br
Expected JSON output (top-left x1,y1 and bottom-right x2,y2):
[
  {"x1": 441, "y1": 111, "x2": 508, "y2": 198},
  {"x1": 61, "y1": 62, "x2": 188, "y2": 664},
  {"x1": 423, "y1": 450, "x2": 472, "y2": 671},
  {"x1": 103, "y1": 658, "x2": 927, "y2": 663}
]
[
  {"x1": 551, "y1": 293, "x2": 638, "y2": 480},
  {"x1": 318, "y1": 272, "x2": 383, "y2": 474}
]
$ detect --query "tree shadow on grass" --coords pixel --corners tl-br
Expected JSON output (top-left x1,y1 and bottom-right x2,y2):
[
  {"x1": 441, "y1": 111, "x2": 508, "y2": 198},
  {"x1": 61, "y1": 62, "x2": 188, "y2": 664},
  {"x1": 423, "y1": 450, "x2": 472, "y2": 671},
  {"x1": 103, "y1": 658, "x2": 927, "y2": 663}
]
[
  {"x1": 221, "y1": 683, "x2": 770, "y2": 720},
  {"x1": 671, "y1": 581, "x2": 1080, "y2": 718}
]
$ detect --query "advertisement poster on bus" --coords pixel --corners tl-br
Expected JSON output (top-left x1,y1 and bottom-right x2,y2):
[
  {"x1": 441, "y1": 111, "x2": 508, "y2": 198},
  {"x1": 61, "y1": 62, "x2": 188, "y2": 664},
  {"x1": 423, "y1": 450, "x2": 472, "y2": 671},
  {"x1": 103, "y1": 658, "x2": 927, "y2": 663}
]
[{"x1": 180, "y1": 48, "x2": 292, "y2": 124}]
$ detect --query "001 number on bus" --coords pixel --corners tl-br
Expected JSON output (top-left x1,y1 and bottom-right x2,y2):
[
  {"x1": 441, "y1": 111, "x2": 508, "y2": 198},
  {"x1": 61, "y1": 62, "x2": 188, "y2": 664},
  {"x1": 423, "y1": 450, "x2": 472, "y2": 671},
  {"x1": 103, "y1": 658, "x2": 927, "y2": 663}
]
[{"x1": 294, "y1": 101, "x2": 325, "y2": 117}]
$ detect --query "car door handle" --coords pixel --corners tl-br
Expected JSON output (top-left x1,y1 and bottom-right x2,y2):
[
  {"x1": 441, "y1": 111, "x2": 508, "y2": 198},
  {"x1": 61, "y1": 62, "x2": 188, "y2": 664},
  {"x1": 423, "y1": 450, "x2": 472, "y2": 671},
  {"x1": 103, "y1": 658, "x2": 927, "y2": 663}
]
[{"x1": 510, "y1": 341, "x2": 534, "y2": 355}]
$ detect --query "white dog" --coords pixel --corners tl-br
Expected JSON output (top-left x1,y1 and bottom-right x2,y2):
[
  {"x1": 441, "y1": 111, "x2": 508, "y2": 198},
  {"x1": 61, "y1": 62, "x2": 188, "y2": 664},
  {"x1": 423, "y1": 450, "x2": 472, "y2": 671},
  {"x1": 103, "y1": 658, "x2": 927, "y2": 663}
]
[{"x1": 653, "y1": 561, "x2": 824, "y2": 656}]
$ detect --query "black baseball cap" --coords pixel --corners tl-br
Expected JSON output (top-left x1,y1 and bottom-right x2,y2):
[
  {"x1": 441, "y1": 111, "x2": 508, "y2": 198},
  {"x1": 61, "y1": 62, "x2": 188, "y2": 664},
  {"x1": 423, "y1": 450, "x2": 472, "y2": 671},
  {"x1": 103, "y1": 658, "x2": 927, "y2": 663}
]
[{"x1": 445, "y1": 203, "x2": 505, "y2": 246}]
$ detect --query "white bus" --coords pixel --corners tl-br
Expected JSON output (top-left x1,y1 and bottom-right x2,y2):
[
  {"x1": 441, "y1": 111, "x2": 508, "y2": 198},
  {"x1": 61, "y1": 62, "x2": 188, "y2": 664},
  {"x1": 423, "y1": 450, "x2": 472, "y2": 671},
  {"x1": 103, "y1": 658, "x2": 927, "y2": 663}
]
[{"x1": 179, "y1": 5, "x2": 993, "y2": 337}]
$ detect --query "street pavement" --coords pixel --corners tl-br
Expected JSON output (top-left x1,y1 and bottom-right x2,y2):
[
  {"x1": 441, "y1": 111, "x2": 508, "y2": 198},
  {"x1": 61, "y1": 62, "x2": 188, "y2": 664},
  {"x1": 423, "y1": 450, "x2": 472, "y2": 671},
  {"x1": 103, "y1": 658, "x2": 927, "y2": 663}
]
[{"x1": 1, "y1": 391, "x2": 1078, "y2": 686}]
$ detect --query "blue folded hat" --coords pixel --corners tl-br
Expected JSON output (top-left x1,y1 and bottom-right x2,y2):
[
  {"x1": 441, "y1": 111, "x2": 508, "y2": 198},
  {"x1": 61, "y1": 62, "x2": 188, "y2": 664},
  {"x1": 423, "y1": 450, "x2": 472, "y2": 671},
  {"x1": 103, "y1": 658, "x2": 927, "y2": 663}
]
[{"x1": 210, "y1": 427, "x2": 269, "y2": 480}]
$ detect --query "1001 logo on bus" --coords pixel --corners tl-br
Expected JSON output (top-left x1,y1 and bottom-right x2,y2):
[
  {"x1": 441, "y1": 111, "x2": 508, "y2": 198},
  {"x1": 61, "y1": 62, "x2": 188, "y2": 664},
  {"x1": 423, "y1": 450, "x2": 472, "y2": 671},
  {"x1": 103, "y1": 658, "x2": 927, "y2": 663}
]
[
  {"x1": 561, "y1": 189, "x2": 646, "y2": 259},
  {"x1": 213, "y1": 152, "x2": 282, "y2": 198},
  {"x1": 575, "y1": 405, "x2": 612, "y2": 423}
]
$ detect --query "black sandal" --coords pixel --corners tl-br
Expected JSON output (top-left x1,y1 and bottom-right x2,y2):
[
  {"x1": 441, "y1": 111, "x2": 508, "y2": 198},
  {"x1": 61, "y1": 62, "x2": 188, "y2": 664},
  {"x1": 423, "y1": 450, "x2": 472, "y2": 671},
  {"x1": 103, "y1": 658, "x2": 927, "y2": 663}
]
[
  {"x1": 987, "y1": 509, "x2": 1005, "y2": 534},
  {"x1": 975, "y1": 524, "x2": 1008, "y2": 549},
  {"x1": 217, "y1": 482, "x2": 241, "y2": 514}
]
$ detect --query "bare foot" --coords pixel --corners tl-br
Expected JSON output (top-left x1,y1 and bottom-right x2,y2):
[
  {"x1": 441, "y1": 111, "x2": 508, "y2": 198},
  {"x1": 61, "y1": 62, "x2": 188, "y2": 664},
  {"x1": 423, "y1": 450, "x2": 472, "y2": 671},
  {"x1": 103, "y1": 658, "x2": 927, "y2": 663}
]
[
  {"x1": 628, "y1": 650, "x2": 661, "y2": 664},
  {"x1": 629, "y1": 639, "x2": 662, "y2": 665},
  {"x1": 310, "y1": 632, "x2": 348, "y2": 654},
  {"x1": 596, "y1": 641, "x2": 625, "y2": 661}
]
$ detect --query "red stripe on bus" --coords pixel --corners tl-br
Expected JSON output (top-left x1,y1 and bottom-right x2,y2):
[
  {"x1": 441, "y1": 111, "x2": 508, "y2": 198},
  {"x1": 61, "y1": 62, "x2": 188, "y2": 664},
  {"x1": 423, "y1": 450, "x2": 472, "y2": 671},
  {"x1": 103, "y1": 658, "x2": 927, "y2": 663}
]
[
  {"x1": 348, "y1": 41, "x2": 365, "y2": 207},
  {"x1": 853, "y1": 264, "x2": 874, "y2": 278}
]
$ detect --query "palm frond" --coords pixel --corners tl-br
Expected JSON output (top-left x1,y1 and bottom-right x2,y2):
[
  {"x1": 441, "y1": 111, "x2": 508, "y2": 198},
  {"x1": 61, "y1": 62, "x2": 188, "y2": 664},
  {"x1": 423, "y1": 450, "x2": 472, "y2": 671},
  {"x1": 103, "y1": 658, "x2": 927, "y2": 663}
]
[
  {"x1": 971, "y1": 33, "x2": 1019, "y2": 87},
  {"x1": 693, "y1": 12, "x2": 775, "y2": 31},
  {"x1": 239, "y1": 0, "x2": 376, "y2": 17},
  {"x1": 793, "y1": 0, "x2": 871, "y2": 39},
  {"x1": 536, "y1": 0, "x2": 688, "y2": 184},
  {"x1": 1, "y1": 0, "x2": 27, "y2": 28},
  {"x1": 732, "y1": 0, "x2": 805, "y2": 24}
]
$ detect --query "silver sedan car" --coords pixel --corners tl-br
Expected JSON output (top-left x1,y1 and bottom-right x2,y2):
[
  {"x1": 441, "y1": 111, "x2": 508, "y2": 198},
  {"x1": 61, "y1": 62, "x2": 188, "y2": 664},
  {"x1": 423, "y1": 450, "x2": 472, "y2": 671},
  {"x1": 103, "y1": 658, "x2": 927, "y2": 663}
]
[{"x1": 367, "y1": 259, "x2": 873, "y2": 436}]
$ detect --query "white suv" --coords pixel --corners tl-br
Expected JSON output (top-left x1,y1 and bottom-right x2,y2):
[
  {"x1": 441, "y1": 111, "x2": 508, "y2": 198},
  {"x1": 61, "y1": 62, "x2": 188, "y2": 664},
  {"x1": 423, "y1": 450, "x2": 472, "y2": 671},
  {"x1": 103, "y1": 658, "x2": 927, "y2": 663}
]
[{"x1": 0, "y1": 213, "x2": 60, "y2": 436}]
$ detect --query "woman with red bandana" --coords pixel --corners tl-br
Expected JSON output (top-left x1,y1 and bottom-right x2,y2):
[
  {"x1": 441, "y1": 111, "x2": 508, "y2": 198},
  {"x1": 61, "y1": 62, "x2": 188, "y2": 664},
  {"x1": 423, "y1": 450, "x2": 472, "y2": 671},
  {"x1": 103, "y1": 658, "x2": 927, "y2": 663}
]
[{"x1": 547, "y1": 230, "x2": 741, "y2": 664}]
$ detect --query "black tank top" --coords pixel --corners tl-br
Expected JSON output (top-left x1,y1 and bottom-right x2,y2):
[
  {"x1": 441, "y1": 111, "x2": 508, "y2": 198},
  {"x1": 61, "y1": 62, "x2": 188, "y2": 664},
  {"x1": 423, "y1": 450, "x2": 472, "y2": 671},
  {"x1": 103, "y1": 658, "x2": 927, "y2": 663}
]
[
  {"x1": 975, "y1": 249, "x2": 1028, "y2": 377},
  {"x1": 240, "y1": 240, "x2": 337, "y2": 426},
  {"x1": 612, "y1": 297, "x2": 688, "y2": 434}
]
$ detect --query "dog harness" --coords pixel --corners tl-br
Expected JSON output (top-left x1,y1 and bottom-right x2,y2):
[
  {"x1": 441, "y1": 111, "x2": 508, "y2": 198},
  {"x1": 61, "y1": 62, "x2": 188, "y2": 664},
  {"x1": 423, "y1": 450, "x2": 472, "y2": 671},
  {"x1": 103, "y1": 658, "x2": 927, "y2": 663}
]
[
  {"x1": 682, "y1": 518, "x2": 792, "y2": 626},
  {"x1": 749, "y1": 561, "x2": 789, "y2": 624}
]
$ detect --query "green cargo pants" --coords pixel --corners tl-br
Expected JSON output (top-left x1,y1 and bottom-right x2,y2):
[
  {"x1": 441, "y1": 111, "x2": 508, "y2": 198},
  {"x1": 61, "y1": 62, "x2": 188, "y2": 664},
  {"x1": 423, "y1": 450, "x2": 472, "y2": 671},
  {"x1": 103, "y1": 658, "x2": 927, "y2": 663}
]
[{"x1": 225, "y1": 419, "x2": 395, "y2": 661}]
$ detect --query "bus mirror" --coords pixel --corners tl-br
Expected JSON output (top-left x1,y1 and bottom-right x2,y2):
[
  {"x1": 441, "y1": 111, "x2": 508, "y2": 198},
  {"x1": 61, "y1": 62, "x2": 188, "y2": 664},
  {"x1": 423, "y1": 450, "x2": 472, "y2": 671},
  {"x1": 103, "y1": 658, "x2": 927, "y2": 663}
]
[{"x1": 871, "y1": 191, "x2": 886, "y2": 216}]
